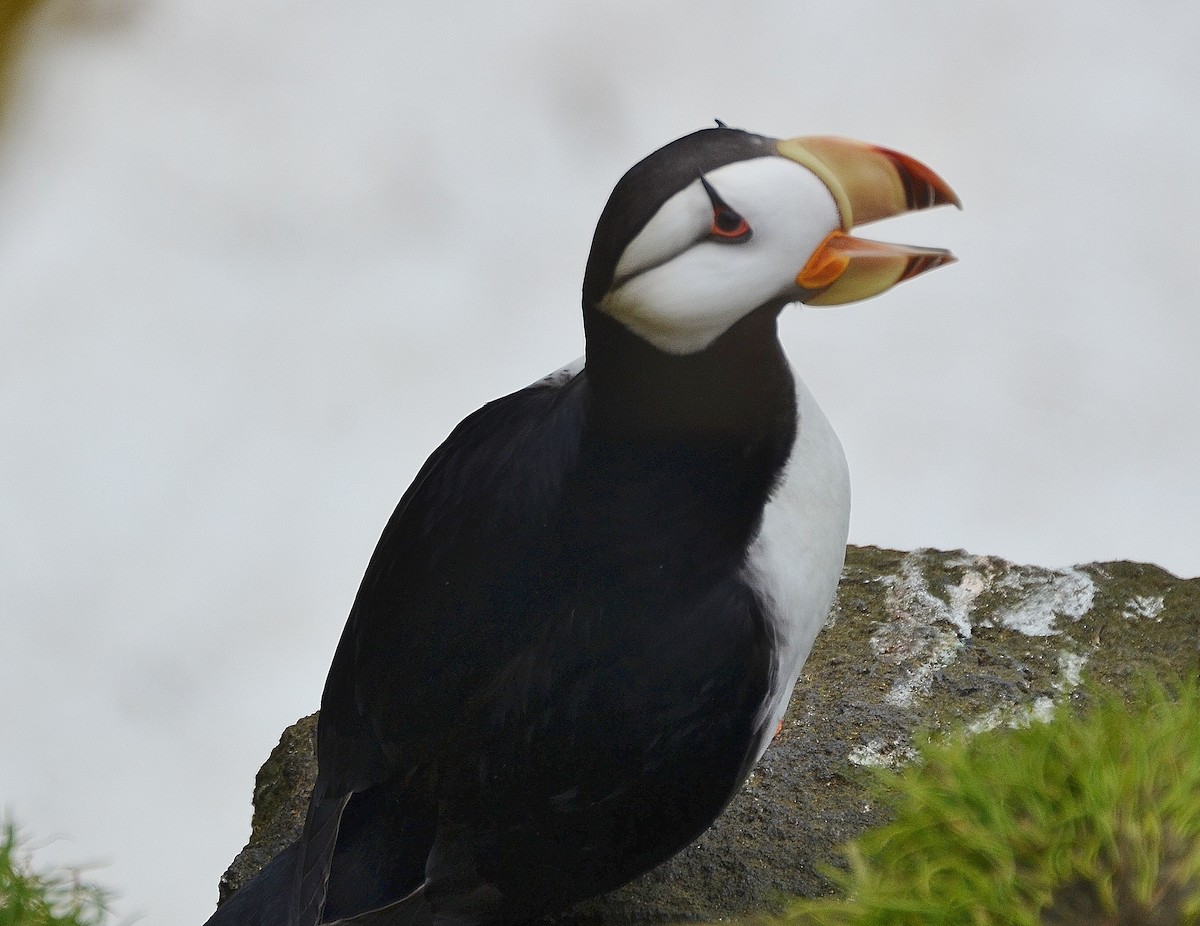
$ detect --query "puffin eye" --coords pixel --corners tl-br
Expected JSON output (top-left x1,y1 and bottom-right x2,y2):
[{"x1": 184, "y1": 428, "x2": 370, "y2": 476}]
[
  {"x1": 711, "y1": 206, "x2": 751, "y2": 240},
  {"x1": 700, "y1": 176, "x2": 752, "y2": 243}
]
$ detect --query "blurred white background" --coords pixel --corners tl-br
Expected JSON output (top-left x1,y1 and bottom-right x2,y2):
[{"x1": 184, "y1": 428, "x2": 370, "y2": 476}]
[{"x1": 1, "y1": 2, "x2": 1197, "y2": 922}]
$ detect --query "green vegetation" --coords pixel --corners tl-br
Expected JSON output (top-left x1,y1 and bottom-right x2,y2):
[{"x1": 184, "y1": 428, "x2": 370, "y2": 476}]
[
  {"x1": 0, "y1": 818, "x2": 111, "y2": 926},
  {"x1": 0, "y1": 0, "x2": 42, "y2": 124},
  {"x1": 771, "y1": 676, "x2": 1200, "y2": 925}
]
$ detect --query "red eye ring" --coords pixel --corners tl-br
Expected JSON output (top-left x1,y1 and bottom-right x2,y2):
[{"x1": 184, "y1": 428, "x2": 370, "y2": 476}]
[
  {"x1": 700, "y1": 176, "x2": 752, "y2": 242},
  {"x1": 710, "y1": 207, "x2": 751, "y2": 240}
]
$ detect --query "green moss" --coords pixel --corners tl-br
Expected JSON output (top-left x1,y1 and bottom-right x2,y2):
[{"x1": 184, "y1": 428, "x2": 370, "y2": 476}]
[
  {"x1": 765, "y1": 676, "x2": 1200, "y2": 926},
  {"x1": 0, "y1": 818, "x2": 111, "y2": 926}
]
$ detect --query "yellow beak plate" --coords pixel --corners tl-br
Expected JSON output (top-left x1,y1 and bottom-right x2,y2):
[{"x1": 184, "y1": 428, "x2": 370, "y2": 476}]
[{"x1": 778, "y1": 136, "x2": 960, "y2": 305}]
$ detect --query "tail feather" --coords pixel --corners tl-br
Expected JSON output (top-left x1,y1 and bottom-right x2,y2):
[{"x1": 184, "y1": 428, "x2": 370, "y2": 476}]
[
  {"x1": 322, "y1": 883, "x2": 431, "y2": 926},
  {"x1": 207, "y1": 780, "x2": 437, "y2": 925},
  {"x1": 290, "y1": 792, "x2": 352, "y2": 926},
  {"x1": 203, "y1": 843, "x2": 302, "y2": 926}
]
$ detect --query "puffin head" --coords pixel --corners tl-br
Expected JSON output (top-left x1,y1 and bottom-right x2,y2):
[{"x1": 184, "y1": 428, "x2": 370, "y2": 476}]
[{"x1": 583, "y1": 126, "x2": 960, "y2": 355}]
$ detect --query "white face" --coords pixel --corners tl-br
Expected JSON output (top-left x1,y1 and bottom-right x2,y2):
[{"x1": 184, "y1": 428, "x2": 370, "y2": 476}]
[{"x1": 599, "y1": 156, "x2": 840, "y2": 355}]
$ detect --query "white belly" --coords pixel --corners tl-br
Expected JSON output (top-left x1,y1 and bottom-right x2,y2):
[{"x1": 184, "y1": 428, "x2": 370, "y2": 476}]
[{"x1": 741, "y1": 374, "x2": 851, "y2": 763}]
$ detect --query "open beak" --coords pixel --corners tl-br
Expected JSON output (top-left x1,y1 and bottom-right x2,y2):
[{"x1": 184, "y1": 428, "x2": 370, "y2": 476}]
[{"x1": 777, "y1": 136, "x2": 961, "y2": 306}]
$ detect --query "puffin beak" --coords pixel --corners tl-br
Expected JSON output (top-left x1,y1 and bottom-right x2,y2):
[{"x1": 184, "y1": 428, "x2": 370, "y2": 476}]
[{"x1": 777, "y1": 136, "x2": 961, "y2": 306}]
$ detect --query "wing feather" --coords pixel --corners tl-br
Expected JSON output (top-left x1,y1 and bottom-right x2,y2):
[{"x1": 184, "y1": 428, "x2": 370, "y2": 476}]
[{"x1": 288, "y1": 370, "x2": 588, "y2": 921}]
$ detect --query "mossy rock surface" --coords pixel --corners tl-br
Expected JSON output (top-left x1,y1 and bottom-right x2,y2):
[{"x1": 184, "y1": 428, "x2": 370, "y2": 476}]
[
  {"x1": 777, "y1": 676, "x2": 1200, "y2": 925},
  {"x1": 216, "y1": 545, "x2": 1200, "y2": 921}
]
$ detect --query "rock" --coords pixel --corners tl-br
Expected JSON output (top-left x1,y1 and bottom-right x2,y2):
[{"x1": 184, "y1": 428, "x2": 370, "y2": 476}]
[
  {"x1": 217, "y1": 713, "x2": 318, "y2": 903},
  {"x1": 216, "y1": 545, "x2": 1200, "y2": 920}
]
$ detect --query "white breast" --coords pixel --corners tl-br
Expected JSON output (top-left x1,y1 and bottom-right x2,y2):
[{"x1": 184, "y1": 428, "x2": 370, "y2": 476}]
[{"x1": 741, "y1": 374, "x2": 851, "y2": 764}]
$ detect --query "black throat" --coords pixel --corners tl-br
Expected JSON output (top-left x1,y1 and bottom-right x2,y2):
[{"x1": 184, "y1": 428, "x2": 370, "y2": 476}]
[
  {"x1": 582, "y1": 302, "x2": 797, "y2": 448},
  {"x1": 571, "y1": 304, "x2": 798, "y2": 592}
]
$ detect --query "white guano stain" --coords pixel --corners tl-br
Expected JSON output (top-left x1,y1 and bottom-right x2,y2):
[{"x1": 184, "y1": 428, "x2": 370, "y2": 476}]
[
  {"x1": 871, "y1": 552, "x2": 1098, "y2": 709},
  {"x1": 1123, "y1": 595, "x2": 1165, "y2": 622},
  {"x1": 966, "y1": 694, "x2": 1058, "y2": 735},
  {"x1": 992, "y1": 566, "x2": 1096, "y2": 636},
  {"x1": 1054, "y1": 650, "x2": 1088, "y2": 693},
  {"x1": 964, "y1": 651, "x2": 1087, "y2": 735},
  {"x1": 848, "y1": 737, "x2": 918, "y2": 769},
  {"x1": 853, "y1": 553, "x2": 1102, "y2": 766},
  {"x1": 872, "y1": 553, "x2": 989, "y2": 708}
]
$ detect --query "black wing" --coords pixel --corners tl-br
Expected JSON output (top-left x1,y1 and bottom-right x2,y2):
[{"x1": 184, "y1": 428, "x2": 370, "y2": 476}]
[{"x1": 292, "y1": 370, "x2": 590, "y2": 924}]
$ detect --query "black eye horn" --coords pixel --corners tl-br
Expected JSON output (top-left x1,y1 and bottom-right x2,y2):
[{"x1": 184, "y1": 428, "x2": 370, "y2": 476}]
[
  {"x1": 713, "y1": 118, "x2": 728, "y2": 128},
  {"x1": 699, "y1": 175, "x2": 753, "y2": 242},
  {"x1": 699, "y1": 176, "x2": 728, "y2": 208}
]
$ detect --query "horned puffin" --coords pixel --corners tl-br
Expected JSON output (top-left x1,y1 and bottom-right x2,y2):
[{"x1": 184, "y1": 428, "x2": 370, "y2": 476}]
[{"x1": 206, "y1": 125, "x2": 958, "y2": 926}]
